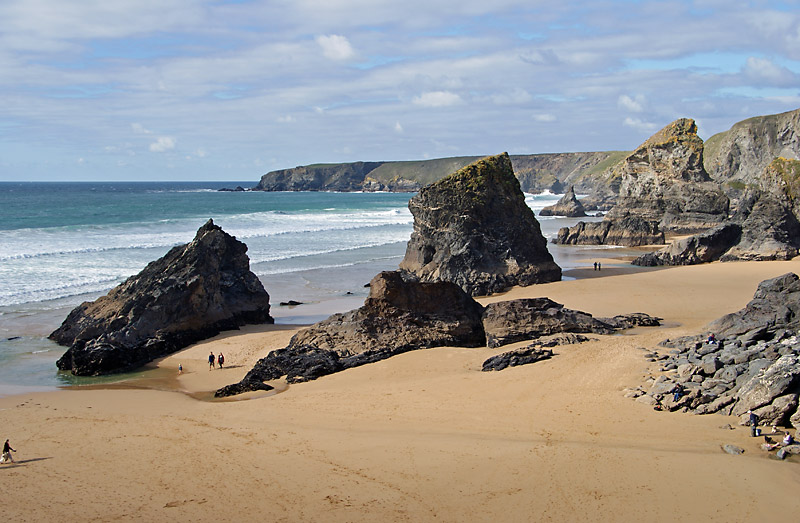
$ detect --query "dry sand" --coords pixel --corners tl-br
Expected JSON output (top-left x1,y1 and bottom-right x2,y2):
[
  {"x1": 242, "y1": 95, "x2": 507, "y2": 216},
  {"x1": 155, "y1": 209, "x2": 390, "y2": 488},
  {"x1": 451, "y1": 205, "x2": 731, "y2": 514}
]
[{"x1": 3, "y1": 260, "x2": 800, "y2": 522}]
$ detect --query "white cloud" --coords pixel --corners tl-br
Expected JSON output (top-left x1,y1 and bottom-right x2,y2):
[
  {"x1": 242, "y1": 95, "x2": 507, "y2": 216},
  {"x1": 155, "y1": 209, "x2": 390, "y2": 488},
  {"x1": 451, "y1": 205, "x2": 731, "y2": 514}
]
[
  {"x1": 277, "y1": 115, "x2": 296, "y2": 123},
  {"x1": 742, "y1": 57, "x2": 798, "y2": 87},
  {"x1": 533, "y1": 113, "x2": 556, "y2": 122},
  {"x1": 316, "y1": 34, "x2": 355, "y2": 60},
  {"x1": 149, "y1": 136, "x2": 176, "y2": 152},
  {"x1": 623, "y1": 117, "x2": 658, "y2": 132},
  {"x1": 394, "y1": 121, "x2": 404, "y2": 133},
  {"x1": 491, "y1": 88, "x2": 532, "y2": 105},
  {"x1": 131, "y1": 123, "x2": 152, "y2": 135},
  {"x1": 618, "y1": 94, "x2": 646, "y2": 112},
  {"x1": 412, "y1": 91, "x2": 463, "y2": 107}
]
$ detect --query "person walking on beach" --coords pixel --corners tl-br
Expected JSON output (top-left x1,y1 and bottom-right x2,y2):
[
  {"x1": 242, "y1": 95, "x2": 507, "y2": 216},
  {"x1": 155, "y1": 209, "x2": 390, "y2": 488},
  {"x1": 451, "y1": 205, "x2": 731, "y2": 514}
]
[
  {"x1": 178, "y1": 363, "x2": 183, "y2": 374},
  {"x1": 218, "y1": 352, "x2": 224, "y2": 369},
  {"x1": 593, "y1": 262, "x2": 597, "y2": 271},
  {"x1": 1, "y1": 439, "x2": 15, "y2": 463},
  {"x1": 748, "y1": 410, "x2": 759, "y2": 436},
  {"x1": 208, "y1": 352, "x2": 215, "y2": 370}
]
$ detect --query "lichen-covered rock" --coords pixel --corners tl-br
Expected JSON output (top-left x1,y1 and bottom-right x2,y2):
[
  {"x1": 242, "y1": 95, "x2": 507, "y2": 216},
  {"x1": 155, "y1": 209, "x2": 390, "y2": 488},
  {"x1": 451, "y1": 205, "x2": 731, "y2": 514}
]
[
  {"x1": 216, "y1": 271, "x2": 486, "y2": 396},
  {"x1": 52, "y1": 220, "x2": 273, "y2": 376},
  {"x1": 539, "y1": 186, "x2": 586, "y2": 217},
  {"x1": 400, "y1": 153, "x2": 561, "y2": 296},
  {"x1": 556, "y1": 119, "x2": 729, "y2": 246},
  {"x1": 733, "y1": 356, "x2": 800, "y2": 416}
]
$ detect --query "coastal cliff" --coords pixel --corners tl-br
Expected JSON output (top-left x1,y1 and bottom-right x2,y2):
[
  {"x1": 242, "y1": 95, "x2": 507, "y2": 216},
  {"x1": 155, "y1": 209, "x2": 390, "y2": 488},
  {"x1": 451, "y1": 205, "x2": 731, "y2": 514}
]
[
  {"x1": 51, "y1": 220, "x2": 273, "y2": 376},
  {"x1": 556, "y1": 119, "x2": 729, "y2": 246},
  {"x1": 253, "y1": 152, "x2": 622, "y2": 194}
]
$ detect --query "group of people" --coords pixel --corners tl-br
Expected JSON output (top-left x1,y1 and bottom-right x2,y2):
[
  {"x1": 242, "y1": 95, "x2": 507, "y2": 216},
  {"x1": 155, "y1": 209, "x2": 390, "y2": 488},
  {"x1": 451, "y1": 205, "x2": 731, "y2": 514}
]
[
  {"x1": 208, "y1": 351, "x2": 225, "y2": 370},
  {"x1": 593, "y1": 262, "x2": 602, "y2": 271},
  {"x1": 1, "y1": 439, "x2": 15, "y2": 464},
  {"x1": 749, "y1": 410, "x2": 796, "y2": 450}
]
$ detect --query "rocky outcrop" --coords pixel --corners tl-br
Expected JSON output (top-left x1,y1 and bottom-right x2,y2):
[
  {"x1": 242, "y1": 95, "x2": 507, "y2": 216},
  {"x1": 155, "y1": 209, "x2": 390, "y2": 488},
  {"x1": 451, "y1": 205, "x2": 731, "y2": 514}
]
[
  {"x1": 704, "y1": 108, "x2": 800, "y2": 189},
  {"x1": 633, "y1": 158, "x2": 800, "y2": 265},
  {"x1": 632, "y1": 223, "x2": 742, "y2": 266},
  {"x1": 556, "y1": 119, "x2": 729, "y2": 247},
  {"x1": 482, "y1": 298, "x2": 612, "y2": 348},
  {"x1": 555, "y1": 214, "x2": 664, "y2": 246},
  {"x1": 482, "y1": 347, "x2": 553, "y2": 371},
  {"x1": 481, "y1": 298, "x2": 661, "y2": 348},
  {"x1": 539, "y1": 186, "x2": 587, "y2": 217},
  {"x1": 215, "y1": 271, "x2": 485, "y2": 396},
  {"x1": 628, "y1": 273, "x2": 800, "y2": 428},
  {"x1": 52, "y1": 220, "x2": 273, "y2": 376},
  {"x1": 400, "y1": 153, "x2": 561, "y2": 296}
]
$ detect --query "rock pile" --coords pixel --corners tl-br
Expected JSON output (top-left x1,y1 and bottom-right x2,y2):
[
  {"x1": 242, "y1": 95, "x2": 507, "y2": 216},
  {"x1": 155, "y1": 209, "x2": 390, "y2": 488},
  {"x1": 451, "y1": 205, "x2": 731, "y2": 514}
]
[
  {"x1": 52, "y1": 220, "x2": 273, "y2": 376},
  {"x1": 400, "y1": 152, "x2": 561, "y2": 296},
  {"x1": 627, "y1": 273, "x2": 800, "y2": 429}
]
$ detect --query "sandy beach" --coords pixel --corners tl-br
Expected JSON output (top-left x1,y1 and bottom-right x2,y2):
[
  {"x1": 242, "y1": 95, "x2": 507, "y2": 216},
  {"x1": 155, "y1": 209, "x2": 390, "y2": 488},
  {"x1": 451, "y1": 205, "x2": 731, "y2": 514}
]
[{"x1": 3, "y1": 259, "x2": 800, "y2": 522}]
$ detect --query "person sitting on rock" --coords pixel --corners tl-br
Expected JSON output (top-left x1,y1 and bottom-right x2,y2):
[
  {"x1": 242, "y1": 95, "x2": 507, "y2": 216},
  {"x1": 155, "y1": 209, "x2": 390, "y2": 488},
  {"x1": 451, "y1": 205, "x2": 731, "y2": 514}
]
[
  {"x1": 671, "y1": 383, "x2": 683, "y2": 402},
  {"x1": 782, "y1": 431, "x2": 794, "y2": 446},
  {"x1": 707, "y1": 333, "x2": 716, "y2": 344}
]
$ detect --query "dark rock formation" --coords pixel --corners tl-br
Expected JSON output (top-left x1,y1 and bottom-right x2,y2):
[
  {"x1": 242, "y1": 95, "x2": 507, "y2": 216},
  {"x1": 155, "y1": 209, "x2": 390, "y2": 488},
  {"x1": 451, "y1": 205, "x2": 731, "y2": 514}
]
[
  {"x1": 52, "y1": 220, "x2": 273, "y2": 376},
  {"x1": 634, "y1": 157, "x2": 800, "y2": 266},
  {"x1": 482, "y1": 347, "x2": 553, "y2": 371},
  {"x1": 629, "y1": 273, "x2": 800, "y2": 428},
  {"x1": 539, "y1": 186, "x2": 587, "y2": 217},
  {"x1": 216, "y1": 271, "x2": 485, "y2": 396},
  {"x1": 400, "y1": 153, "x2": 561, "y2": 296},
  {"x1": 481, "y1": 298, "x2": 661, "y2": 348},
  {"x1": 556, "y1": 119, "x2": 729, "y2": 247},
  {"x1": 482, "y1": 298, "x2": 613, "y2": 348},
  {"x1": 632, "y1": 223, "x2": 742, "y2": 266},
  {"x1": 555, "y1": 215, "x2": 664, "y2": 246}
]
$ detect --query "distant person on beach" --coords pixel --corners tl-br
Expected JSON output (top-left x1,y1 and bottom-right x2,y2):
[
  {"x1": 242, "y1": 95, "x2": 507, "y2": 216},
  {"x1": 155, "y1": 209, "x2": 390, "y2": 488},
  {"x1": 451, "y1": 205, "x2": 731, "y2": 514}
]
[
  {"x1": 208, "y1": 352, "x2": 215, "y2": 370},
  {"x1": 593, "y1": 262, "x2": 597, "y2": 271},
  {"x1": 783, "y1": 431, "x2": 794, "y2": 446},
  {"x1": 218, "y1": 353, "x2": 224, "y2": 369},
  {"x1": 707, "y1": 333, "x2": 717, "y2": 344},
  {"x1": 597, "y1": 262, "x2": 601, "y2": 271},
  {"x1": 1, "y1": 439, "x2": 15, "y2": 463},
  {"x1": 671, "y1": 383, "x2": 683, "y2": 402},
  {"x1": 178, "y1": 364, "x2": 183, "y2": 374},
  {"x1": 748, "y1": 410, "x2": 759, "y2": 436}
]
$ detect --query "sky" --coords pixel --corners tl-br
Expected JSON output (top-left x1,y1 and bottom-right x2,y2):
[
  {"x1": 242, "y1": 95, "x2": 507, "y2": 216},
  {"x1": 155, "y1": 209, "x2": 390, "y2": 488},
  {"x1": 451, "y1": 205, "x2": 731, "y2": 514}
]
[{"x1": 1, "y1": 0, "x2": 799, "y2": 182}]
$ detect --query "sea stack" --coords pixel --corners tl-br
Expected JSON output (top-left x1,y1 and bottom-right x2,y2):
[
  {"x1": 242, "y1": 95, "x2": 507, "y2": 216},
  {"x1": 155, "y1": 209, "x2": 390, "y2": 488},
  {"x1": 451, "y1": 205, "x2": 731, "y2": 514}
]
[
  {"x1": 556, "y1": 119, "x2": 729, "y2": 246},
  {"x1": 539, "y1": 186, "x2": 586, "y2": 217},
  {"x1": 399, "y1": 152, "x2": 561, "y2": 296},
  {"x1": 52, "y1": 219, "x2": 273, "y2": 376}
]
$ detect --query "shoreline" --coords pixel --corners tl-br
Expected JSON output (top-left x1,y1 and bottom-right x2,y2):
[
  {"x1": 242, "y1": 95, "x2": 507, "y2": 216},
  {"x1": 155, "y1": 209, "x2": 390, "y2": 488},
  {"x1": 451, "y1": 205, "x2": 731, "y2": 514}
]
[{"x1": 3, "y1": 259, "x2": 800, "y2": 521}]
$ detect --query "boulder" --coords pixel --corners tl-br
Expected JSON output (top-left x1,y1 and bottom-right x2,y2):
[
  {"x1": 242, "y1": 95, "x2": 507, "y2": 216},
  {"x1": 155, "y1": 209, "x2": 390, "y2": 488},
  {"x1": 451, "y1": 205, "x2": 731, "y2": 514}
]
[
  {"x1": 481, "y1": 298, "x2": 615, "y2": 348},
  {"x1": 482, "y1": 347, "x2": 553, "y2": 371},
  {"x1": 400, "y1": 153, "x2": 561, "y2": 296},
  {"x1": 733, "y1": 355, "x2": 800, "y2": 416},
  {"x1": 216, "y1": 271, "x2": 485, "y2": 396},
  {"x1": 539, "y1": 186, "x2": 586, "y2": 217},
  {"x1": 52, "y1": 220, "x2": 273, "y2": 375},
  {"x1": 632, "y1": 223, "x2": 742, "y2": 266},
  {"x1": 556, "y1": 119, "x2": 729, "y2": 246}
]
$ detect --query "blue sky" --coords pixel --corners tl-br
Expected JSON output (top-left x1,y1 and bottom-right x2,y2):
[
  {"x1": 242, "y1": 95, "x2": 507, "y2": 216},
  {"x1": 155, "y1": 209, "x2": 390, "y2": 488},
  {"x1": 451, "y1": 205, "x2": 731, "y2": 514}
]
[{"x1": 1, "y1": 0, "x2": 799, "y2": 181}]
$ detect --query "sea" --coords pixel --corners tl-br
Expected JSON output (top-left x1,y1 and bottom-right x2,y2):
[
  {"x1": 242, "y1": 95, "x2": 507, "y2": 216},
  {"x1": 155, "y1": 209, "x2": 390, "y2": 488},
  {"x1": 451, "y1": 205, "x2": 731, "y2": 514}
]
[{"x1": 0, "y1": 181, "x2": 612, "y2": 395}]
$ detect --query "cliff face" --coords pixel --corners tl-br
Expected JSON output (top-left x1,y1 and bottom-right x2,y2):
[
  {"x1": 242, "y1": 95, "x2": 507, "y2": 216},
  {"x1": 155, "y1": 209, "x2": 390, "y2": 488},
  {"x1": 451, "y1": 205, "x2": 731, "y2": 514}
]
[
  {"x1": 52, "y1": 220, "x2": 273, "y2": 376},
  {"x1": 704, "y1": 108, "x2": 800, "y2": 189},
  {"x1": 252, "y1": 152, "x2": 622, "y2": 194},
  {"x1": 400, "y1": 153, "x2": 561, "y2": 296},
  {"x1": 556, "y1": 119, "x2": 729, "y2": 246}
]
